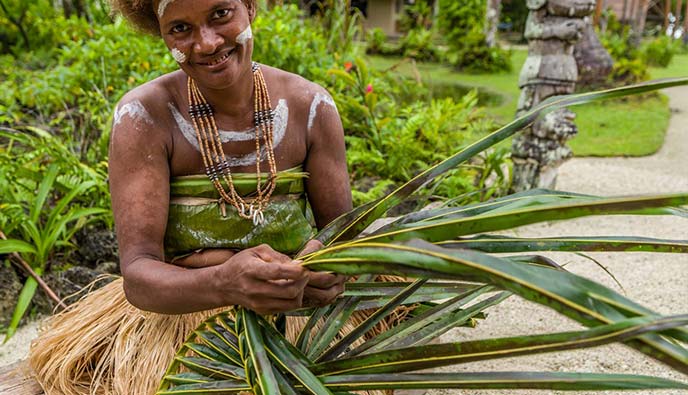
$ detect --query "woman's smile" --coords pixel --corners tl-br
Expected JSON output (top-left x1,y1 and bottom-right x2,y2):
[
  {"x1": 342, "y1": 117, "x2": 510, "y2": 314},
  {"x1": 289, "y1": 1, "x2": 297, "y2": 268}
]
[{"x1": 194, "y1": 47, "x2": 236, "y2": 69}]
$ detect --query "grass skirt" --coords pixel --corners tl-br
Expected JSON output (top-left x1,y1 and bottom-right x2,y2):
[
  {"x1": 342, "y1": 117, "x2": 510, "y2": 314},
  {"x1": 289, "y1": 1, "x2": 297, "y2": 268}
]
[{"x1": 28, "y1": 277, "x2": 404, "y2": 395}]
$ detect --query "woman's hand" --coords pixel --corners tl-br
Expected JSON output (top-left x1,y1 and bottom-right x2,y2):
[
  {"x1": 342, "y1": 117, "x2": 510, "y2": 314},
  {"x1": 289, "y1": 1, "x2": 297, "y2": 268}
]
[
  {"x1": 214, "y1": 244, "x2": 309, "y2": 315},
  {"x1": 298, "y1": 240, "x2": 348, "y2": 307}
]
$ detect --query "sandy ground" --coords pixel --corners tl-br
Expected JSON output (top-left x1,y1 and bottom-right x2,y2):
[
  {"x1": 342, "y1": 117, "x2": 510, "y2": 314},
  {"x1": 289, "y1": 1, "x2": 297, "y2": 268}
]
[
  {"x1": 428, "y1": 86, "x2": 688, "y2": 395},
  {"x1": 1, "y1": 87, "x2": 687, "y2": 394}
]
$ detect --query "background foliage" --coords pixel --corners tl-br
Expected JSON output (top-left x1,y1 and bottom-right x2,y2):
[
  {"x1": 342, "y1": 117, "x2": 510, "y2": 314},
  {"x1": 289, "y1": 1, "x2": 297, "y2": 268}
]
[{"x1": 0, "y1": 0, "x2": 511, "y2": 333}]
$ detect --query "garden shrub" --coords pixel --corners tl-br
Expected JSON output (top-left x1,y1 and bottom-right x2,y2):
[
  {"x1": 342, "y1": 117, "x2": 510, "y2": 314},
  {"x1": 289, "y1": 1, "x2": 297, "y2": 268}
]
[
  {"x1": 641, "y1": 36, "x2": 680, "y2": 68},
  {"x1": 328, "y1": 59, "x2": 507, "y2": 207},
  {"x1": 365, "y1": 28, "x2": 389, "y2": 56},
  {"x1": 438, "y1": 0, "x2": 512, "y2": 73}
]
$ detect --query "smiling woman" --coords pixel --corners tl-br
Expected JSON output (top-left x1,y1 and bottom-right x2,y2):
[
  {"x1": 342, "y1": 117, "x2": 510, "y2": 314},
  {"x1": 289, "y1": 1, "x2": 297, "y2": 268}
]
[{"x1": 27, "y1": 0, "x2": 354, "y2": 394}]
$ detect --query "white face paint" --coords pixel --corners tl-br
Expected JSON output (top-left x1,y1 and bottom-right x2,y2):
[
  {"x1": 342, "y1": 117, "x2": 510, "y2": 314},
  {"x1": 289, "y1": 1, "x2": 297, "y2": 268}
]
[
  {"x1": 171, "y1": 48, "x2": 187, "y2": 64},
  {"x1": 236, "y1": 25, "x2": 253, "y2": 46},
  {"x1": 307, "y1": 92, "x2": 338, "y2": 131},
  {"x1": 113, "y1": 100, "x2": 153, "y2": 127},
  {"x1": 157, "y1": 0, "x2": 176, "y2": 18},
  {"x1": 169, "y1": 99, "x2": 289, "y2": 167}
]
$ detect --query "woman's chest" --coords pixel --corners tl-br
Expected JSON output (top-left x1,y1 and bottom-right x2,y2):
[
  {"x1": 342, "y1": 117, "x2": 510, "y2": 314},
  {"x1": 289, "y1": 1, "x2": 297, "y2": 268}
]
[{"x1": 168, "y1": 98, "x2": 308, "y2": 177}]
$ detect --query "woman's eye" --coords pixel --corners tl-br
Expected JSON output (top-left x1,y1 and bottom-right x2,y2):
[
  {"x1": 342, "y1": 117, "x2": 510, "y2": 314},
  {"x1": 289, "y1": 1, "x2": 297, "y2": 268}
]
[
  {"x1": 171, "y1": 24, "x2": 189, "y2": 34},
  {"x1": 213, "y1": 9, "x2": 230, "y2": 19}
]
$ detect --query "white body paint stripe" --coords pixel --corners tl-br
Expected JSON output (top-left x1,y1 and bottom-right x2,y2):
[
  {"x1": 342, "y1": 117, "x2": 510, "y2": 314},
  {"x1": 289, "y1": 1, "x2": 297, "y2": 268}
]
[
  {"x1": 308, "y1": 92, "x2": 338, "y2": 131},
  {"x1": 157, "y1": 0, "x2": 176, "y2": 18},
  {"x1": 169, "y1": 99, "x2": 289, "y2": 167},
  {"x1": 171, "y1": 48, "x2": 187, "y2": 64},
  {"x1": 114, "y1": 100, "x2": 153, "y2": 127},
  {"x1": 236, "y1": 26, "x2": 253, "y2": 46}
]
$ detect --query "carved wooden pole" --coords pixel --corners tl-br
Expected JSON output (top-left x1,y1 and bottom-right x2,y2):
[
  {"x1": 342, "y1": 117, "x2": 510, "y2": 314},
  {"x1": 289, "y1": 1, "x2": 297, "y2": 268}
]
[
  {"x1": 485, "y1": 0, "x2": 502, "y2": 48},
  {"x1": 511, "y1": 0, "x2": 596, "y2": 193}
]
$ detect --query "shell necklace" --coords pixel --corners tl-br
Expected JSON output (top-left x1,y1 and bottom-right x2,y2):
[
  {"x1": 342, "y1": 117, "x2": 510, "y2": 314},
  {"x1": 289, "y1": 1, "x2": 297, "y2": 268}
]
[{"x1": 187, "y1": 62, "x2": 277, "y2": 225}]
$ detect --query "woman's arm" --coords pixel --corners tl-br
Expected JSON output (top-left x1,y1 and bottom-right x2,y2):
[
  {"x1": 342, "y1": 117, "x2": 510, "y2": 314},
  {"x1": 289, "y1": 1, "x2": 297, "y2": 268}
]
[
  {"x1": 109, "y1": 93, "x2": 308, "y2": 315},
  {"x1": 301, "y1": 88, "x2": 352, "y2": 306}
]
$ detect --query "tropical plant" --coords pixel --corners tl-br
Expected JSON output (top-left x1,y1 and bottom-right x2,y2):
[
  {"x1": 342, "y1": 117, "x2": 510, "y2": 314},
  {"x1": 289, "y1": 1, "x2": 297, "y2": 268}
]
[
  {"x1": 157, "y1": 78, "x2": 688, "y2": 394},
  {"x1": 0, "y1": 126, "x2": 109, "y2": 341},
  {"x1": 438, "y1": 0, "x2": 512, "y2": 73}
]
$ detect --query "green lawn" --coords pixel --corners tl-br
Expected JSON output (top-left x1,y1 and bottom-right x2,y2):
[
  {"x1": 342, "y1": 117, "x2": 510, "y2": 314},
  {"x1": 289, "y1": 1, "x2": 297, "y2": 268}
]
[{"x1": 368, "y1": 50, "x2": 688, "y2": 157}]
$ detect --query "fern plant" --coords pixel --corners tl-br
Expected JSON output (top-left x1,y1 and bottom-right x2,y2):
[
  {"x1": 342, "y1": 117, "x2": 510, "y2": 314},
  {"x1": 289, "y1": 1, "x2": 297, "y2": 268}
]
[{"x1": 157, "y1": 78, "x2": 688, "y2": 394}]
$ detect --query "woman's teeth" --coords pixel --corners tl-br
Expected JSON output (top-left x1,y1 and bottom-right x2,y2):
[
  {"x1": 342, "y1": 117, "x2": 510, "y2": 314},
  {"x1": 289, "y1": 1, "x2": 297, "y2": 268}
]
[{"x1": 207, "y1": 50, "x2": 233, "y2": 65}]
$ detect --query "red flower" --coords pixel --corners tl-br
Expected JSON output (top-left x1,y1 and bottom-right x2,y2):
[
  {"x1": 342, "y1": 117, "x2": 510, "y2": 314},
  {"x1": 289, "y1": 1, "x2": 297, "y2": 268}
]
[
  {"x1": 344, "y1": 61, "x2": 353, "y2": 72},
  {"x1": 366, "y1": 84, "x2": 374, "y2": 94}
]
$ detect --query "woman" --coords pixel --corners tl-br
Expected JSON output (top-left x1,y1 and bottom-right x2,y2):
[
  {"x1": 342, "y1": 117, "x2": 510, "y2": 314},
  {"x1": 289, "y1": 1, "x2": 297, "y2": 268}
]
[{"x1": 29, "y1": 0, "x2": 352, "y2": 393}]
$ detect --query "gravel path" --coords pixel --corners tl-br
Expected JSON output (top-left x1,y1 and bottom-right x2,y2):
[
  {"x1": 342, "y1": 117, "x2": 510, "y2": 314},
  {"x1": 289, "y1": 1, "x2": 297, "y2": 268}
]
[
  {"x1": 1, "y1": 88, "x2": 686, "y2": 394},
  {"x1": 429, "y1": 86, "x2": 688, "y2": 395}
]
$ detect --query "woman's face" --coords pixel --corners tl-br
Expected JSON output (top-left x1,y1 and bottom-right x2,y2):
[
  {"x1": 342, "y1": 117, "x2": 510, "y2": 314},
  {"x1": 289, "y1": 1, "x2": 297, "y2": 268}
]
[{"x1": 157, "y1": 0, "x2": 254, "y2": 90}]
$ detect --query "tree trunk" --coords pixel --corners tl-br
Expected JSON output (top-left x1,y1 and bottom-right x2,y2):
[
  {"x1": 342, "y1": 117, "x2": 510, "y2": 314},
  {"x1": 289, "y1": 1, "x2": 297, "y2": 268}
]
[
  {"x1": 485, "y1": 0, "x2": 501, "y2": 47},
  {"x1": 629, "y1": 0, "x2": 649, "y2": 46},
  {"x1": 684, "y1": 0, "x2": 688, "y2": 43},
  {"x1": 622, "y1": 0, "x2": 629, "y2": 21},
  {"x1": 574, "y1": 17, "x2": 614, "y2": 89},
  {"x1": 594, "y1": 0, "x2": 605, "y2": 27},
  {"x1": 663, "y1": 0, "x2": 671, "y2": 33},
  {"x1": 671, "y1": 0, "x2": 688, "y2": 39}
]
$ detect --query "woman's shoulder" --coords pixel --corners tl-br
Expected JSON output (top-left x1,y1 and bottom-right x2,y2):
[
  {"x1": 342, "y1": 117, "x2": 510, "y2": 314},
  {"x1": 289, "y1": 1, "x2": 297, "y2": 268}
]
[
  {"x1": 262, "y1": 65, "x2": 332, "y2": 105},
  {"x1": 116, "y1": 71, "x2": 184, "y2": 115}
]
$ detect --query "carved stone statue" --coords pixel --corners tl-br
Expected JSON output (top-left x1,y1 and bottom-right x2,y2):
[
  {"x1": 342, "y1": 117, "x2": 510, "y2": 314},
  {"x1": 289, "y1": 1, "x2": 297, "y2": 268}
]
[{"x1": 511, "y1": 0, "x2": 595, "y2": 192}]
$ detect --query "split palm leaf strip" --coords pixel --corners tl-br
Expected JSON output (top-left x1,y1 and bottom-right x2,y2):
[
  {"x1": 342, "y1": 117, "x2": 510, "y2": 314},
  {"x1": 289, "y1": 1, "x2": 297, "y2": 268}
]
[
  {"x1": 159, "y1": 78, "x2": 688, "y2": 394},
  {"x1": 438, "y1": 235, "x2": 688, "y2": 254}
]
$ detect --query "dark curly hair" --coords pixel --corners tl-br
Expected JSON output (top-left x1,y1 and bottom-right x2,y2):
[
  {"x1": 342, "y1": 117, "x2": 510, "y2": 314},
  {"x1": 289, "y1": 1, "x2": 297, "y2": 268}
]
[{"x1": 108, "y1": 0, "x2": 258, "y2": 36}]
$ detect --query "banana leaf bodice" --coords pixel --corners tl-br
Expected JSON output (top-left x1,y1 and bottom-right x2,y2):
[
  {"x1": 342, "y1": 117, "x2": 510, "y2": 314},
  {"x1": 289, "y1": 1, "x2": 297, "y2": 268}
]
[{"x1": 164, "y1": 167, "x2": 315, "y2": 258}]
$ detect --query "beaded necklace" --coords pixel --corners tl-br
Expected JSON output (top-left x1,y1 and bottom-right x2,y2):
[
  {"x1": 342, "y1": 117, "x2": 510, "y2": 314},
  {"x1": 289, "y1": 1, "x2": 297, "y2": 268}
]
[{"x1": 187, "y1": 62, "x2": 277, "y2": 225}]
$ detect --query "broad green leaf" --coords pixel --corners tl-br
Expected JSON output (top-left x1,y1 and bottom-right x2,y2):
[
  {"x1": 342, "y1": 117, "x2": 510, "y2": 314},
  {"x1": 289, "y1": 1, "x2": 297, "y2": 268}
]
[
  {"x1": 0, "y1": 239, "x2": 37, "y2": 255},
  {"x1": 30, "y1": 163, "x2": 59, "y2": 224},
  {"x1": 4, "y1": 277, "x2": 39, "y2": 343}
]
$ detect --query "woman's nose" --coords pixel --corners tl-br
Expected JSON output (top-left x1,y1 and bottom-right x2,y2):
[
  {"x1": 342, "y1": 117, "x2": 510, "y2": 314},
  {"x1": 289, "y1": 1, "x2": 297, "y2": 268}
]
[{"x1": 194, "y1": 25, "x2": 223, "y2": 55}]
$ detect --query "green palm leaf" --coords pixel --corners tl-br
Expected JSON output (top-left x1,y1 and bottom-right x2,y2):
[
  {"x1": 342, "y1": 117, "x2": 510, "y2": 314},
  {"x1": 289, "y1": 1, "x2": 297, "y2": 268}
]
[
  {"x1": 313, "y1": 314, "x2": 688, "y2": 375},
  {"x1": 314, "y1": 78, "x2": 688, "y2": 246},
  {"x1": 359, "y1": 193, "x2": 688, "y2": 244},
  {"x1": 304, "y1": 241, "x2": 688, "y2": 373},
  {"x1": 318, "y1": 372, "x2": 688, "y2": 391},
  {"x1": 438, "y1": 235, "x2": 688, "y2": 253}
]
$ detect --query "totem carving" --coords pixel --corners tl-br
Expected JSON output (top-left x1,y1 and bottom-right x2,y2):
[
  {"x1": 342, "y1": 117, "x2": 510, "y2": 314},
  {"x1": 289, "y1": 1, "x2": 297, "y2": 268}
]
[{"x1": 510, "y1": 0, "x2": 596, "y2": 192}]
